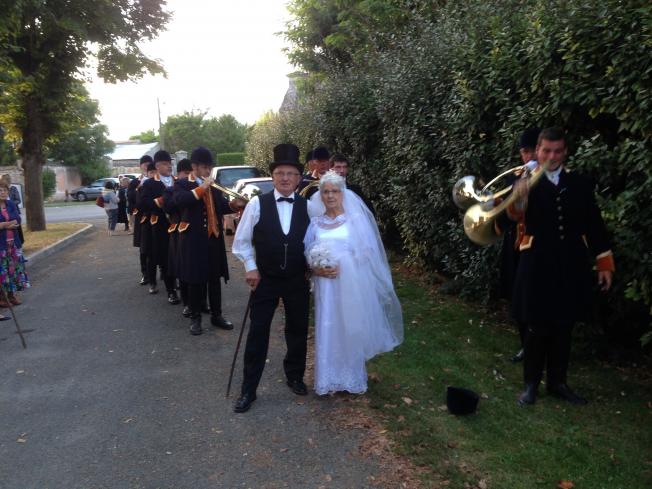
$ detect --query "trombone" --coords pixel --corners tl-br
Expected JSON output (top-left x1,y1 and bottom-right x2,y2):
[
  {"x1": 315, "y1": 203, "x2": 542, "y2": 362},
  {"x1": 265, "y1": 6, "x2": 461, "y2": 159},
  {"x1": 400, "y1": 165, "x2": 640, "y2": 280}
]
[
  {"x1": 208, "y1": 168, "x2": 250, "y2": 202},
  {"x1": 452, "y1": 162, "x2": 548, "y2": 246}
]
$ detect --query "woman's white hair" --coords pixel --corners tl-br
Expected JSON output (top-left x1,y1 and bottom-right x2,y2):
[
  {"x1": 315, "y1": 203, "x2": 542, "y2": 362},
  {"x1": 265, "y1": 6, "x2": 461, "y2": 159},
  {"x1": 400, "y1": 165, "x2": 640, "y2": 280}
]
[{"x1": 318, "y1": 170, "x2": 346, "y2": 190}]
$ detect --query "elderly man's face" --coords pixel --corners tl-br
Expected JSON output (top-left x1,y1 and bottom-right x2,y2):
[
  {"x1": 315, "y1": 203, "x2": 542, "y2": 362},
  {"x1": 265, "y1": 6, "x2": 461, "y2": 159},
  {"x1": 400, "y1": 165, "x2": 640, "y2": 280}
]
[{"x1": 272, "y1": 164, "x2": 302, "y2": 197}]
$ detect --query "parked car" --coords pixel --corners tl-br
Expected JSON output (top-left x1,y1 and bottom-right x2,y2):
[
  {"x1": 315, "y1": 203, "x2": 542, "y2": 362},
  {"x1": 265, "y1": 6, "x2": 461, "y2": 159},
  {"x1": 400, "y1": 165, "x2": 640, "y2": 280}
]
[
  {"x1": 70, "y1": 178, "x2": 120, "y2": 201},
  {"x1": 117, "y1": 173, "x2": 138, "y2": 181},
  {"x1": 211, "y1": 165, "x2": 261, "y2": 188},
  {"x1": 223, "y1": 177, "x2": 274, "y2": 235}
]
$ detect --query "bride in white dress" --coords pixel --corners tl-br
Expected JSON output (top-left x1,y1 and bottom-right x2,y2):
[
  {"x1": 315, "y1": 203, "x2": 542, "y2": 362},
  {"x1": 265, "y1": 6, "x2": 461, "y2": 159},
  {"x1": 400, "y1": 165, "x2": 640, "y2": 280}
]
[{"x1": 305, "y1": 171, "x2": 403, "y2": 395}]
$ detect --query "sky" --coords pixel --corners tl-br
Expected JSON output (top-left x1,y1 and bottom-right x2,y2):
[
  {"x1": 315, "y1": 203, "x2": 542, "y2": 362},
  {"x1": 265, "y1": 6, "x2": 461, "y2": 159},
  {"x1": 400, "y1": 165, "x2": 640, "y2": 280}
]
[{"x1": 86, "y1": 0, "x2": 295, "y2": 142}]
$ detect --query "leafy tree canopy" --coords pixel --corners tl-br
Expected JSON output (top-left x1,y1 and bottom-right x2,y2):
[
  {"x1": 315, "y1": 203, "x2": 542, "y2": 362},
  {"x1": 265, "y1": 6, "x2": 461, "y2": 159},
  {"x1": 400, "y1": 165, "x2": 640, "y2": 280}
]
[{"x1": 129, "y1": 129, "x2": 158, "y2": 143}]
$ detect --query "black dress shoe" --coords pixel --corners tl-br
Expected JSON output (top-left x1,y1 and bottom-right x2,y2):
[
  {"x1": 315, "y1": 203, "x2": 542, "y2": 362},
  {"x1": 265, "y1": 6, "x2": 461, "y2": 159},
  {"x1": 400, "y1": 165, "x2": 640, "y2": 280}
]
[
  {"x1": 148, "y1": 285, "x2": 158, "y2": 295},
  {"x1": 517, "y1": 383, "x2": 538, "y2": 406},
  {"x1": 167, "y1": 292, "x2": 180, "y2": 305},
  {"x1": 189, "y1": 316, "x2": 202, "y2": 336},
  {"x1": 510, "y1": 348, "x2": 525, "y2": 363},
  {"x1": 547, "y1": 383, "x2": 588, "y2": 405},
  {"x1": 287, "y1": 379, "x2": 308, "y2": 396},
  {"x1": 211, "y1": 315, "x2": 234, "y2": 330},
  {"x1": 234, "y1": 392, "x2": 257, "y2": 413},
  {"x1": 0, "y1": 315, "x2": 10, "y2": 321},
  {"x1": 182, "y1": 306, "x2": 192, "y2": 318},
  {"x1": 139, "y1": 276, "x2": 148, "y2": 286}
]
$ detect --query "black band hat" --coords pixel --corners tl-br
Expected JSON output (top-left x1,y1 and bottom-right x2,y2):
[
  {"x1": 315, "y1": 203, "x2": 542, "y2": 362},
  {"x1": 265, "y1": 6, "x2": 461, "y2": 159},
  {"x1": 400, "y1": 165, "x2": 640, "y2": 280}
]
[
  {"x1": 312, "y1": 146, "x2": 330, "y2": 161},
  {"x1": 519, "y1": 127, "x2": 541, "y2": 149},
  {"x1": 304, "y1": 150, "x2": 314, "y2": 163},
  {"x1": 190, "y1": 146, "x2": 215, "y2": 167},
  {"x1": 269, "y1": 144, "x2": 303, "y2": 174},
  {"x1": 154, "y1": 150, "x2": 172, "y2": 163},
  {"x1": 139, "y1": 154, "x2": 154, "y2": 165}
]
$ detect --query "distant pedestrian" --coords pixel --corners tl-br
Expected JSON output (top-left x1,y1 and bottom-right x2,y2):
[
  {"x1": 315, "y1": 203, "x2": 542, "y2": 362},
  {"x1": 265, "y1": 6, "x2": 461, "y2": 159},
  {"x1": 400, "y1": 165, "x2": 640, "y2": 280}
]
[
  {"x1": 117, "y1": 177, "x2": 130, "y2": 232},
  {"x1": 0, "y1": 179, "x2": 28, "y2": 312},
  {"x1": 102, "y1": 181, "x2": 119, "y2": 236}
]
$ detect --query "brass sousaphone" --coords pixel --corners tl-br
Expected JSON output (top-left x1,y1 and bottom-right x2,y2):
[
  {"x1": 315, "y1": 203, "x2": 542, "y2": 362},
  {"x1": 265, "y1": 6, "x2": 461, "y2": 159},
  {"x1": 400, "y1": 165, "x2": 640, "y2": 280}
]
[{"x1": 452, "y1": 162, "x2": 548, "y2": 246}]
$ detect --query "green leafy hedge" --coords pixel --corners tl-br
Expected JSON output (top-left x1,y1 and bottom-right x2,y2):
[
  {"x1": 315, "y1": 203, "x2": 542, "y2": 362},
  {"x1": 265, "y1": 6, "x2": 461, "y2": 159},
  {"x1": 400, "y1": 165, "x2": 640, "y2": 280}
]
[
  {"x1": 216, "y1": 152, "x2": 245, "y2": 166},
  {"x1": 252, "y1": 0, "x2": 652, "y2": 344}
]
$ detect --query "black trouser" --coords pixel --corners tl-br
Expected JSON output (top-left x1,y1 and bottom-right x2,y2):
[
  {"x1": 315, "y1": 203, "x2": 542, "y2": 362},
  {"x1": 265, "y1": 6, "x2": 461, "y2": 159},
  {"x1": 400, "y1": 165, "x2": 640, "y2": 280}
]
[
  {"x1": 139, "y1": 252, "x2": 147, "y2": 277},
  {"x1": 147, "y1": 259, "x2": 175, "y2": 293},
  {"x1": 241, "y1": 274, "x2": 310, "y2": 395},
  {"x1": 523, "y1": 322, "x2": 574, "y2": 387},
  {"x1": 517, "y1": 320, "x2": 527, "y2": 347},
  {"x1": 179, "y1": 281, "x2": 188, "y2": 306},
  {"x1": 188, "y1": 281, "x2": 220, "y2": 318}
]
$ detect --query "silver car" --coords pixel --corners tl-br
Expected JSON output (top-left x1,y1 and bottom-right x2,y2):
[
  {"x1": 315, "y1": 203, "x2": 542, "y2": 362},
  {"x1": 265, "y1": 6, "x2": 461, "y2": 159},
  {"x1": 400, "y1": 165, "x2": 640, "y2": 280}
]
[{"x1": 70, "y1": 178, "x2": 120, "y2": 201}]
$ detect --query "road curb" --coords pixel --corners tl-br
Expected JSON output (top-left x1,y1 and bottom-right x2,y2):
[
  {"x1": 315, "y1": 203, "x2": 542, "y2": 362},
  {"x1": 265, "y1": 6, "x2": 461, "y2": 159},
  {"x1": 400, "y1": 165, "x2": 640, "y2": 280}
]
[{"x1": 26, "y1": 223, "x2": 95, "y2": 268}]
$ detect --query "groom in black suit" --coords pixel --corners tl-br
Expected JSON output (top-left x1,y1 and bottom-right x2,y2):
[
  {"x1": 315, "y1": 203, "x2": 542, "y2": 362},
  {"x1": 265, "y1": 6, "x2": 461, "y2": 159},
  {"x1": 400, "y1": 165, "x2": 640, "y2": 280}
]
[{"x1": 232, "y1": 144, "x2": 312, "y2": 413}]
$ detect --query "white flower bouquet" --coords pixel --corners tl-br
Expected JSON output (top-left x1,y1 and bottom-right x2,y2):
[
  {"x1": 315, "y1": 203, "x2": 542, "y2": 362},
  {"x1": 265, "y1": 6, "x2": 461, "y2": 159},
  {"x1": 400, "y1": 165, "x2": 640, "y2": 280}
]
[{"x1": 307, "y1": 242, "x2": 337, "y2": 269}]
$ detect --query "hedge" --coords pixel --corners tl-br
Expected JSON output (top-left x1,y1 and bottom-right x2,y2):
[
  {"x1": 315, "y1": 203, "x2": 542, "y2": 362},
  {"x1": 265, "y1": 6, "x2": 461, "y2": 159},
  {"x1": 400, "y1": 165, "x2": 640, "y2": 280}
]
[
  {"x1": 248, "y1": 0, "x2": 652, "y2": 344},
  {"x1": 216, "y1": 152, "x2": 245, "y2": 166}
]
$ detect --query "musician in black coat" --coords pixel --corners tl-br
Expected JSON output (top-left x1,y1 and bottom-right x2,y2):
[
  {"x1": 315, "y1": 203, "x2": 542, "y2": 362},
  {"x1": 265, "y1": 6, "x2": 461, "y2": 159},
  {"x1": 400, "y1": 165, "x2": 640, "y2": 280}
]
[
  {"x1": 138, "y1": 150, "x2": 179, "y2": 303},
  {"x1": 165, "y1": 158, "x2": 192, "y2": 315},
  {"x1": 128, "y1": 155, "x2": 153, "y2": 285},
  {"x1": 232, "y1": 143, "x2": 316, "y2": 413},
  {"x1": 173, "y1": 147, "x2": 241, "y2": 335},
  {"x1": 298, "y1": 146, "x2": 330, "y2": 199},
  {"x1": 509, "y1": 128, "x2": 615, "y2": 406}
]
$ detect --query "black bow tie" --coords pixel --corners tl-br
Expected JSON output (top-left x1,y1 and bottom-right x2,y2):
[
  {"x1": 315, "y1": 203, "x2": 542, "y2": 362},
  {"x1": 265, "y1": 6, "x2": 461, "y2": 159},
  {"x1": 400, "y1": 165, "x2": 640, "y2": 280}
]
[{"x1": 277, "y1": 197, "x2": 295, "y2": 203}]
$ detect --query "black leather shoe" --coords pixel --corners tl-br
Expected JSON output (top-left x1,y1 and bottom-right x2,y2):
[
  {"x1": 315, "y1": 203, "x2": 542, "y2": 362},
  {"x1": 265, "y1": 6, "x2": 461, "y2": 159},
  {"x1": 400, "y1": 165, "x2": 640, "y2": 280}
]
[
  {"x1": 182, "y1": 306, "x2": 192, "y2": 318},
  {"x1": 139, "y1": 276, "x2": 148, "y2": 286},
  {"x1": 167, "y1": 292, "x2": 180, "y2": 305},
  {"x1": 547, "y1": 383, "x2": 588, "y2": 405},
  {"x1": 189, "y1": 316, "x2": 202, "y2": 336},
  {"x1": 517, "y1": 383, "x2": 538, "y2": 406},
  {"x1": 234, "y1": 392, "x2": 257, "y2": 413},
  {"x1": 148, "y1": 286, "x2": 158, "y2": 295},
  {"x1": 511, "y1": 348, "x2": 525, "y2": 363},
  {"x1": 287, "y1": 379, "x2": 308, "y2": 396},
  {"x1": 211, "y1": 315, "x2": 234, "y2": 330}
]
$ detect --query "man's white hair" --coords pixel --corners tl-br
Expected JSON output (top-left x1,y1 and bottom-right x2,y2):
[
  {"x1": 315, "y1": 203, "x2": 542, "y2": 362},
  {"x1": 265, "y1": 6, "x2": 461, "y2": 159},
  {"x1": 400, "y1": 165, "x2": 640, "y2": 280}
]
[{"x1": 318, "y1": 170, "x2": 346, "y2": 190}]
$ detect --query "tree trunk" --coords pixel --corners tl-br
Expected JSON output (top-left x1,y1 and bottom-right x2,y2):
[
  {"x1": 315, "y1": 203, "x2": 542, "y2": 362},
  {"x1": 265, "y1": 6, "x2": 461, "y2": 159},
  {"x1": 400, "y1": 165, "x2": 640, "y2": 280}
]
[{"x1": 21, "y1": 98, "x2": 47, "y2": 231}]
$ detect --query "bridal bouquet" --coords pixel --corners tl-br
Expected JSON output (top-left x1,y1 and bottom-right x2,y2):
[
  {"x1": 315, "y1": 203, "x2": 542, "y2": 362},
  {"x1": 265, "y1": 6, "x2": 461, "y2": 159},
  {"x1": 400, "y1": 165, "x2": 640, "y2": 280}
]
[{"x1": 307, "y1": 242, "x2": 337, "y2": 269}]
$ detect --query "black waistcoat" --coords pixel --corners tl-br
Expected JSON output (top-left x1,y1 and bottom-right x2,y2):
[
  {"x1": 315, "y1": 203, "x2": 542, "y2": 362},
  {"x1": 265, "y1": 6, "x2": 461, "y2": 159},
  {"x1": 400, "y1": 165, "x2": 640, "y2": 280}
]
[{"x1": 253, "y1": 192, "x2": 309, "y2": 278}]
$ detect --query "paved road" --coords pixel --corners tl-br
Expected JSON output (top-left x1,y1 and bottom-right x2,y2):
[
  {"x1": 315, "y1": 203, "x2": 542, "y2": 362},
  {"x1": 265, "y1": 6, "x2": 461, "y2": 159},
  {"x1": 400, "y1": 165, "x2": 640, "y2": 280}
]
[
  {"x1": 38, "y1": 203, "x2": 107, "y2": 223},
  {"x1": 0, "y1": 226, "x2": 382, "y2": 488}
]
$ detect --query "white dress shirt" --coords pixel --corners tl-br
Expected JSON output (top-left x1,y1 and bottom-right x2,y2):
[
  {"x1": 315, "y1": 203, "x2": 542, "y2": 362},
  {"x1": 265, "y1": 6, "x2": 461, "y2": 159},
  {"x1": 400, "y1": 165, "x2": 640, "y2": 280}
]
[
  {"x1": 232, "y1": 189, "x2": 322, "y2": 272},
  {"x1": 545, "y1": 166, "x2": 562, "y2": 186}
]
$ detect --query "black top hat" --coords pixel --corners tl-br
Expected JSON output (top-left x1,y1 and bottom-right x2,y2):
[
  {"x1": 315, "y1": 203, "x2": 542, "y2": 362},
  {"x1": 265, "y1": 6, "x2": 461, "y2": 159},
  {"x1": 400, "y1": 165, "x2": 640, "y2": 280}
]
[
  {"x1": 519, "y1": 127, "x2": 541, "y2": 149},
  {"x1": 269, "y1": 144, "x2": 303, "y2": 174},
  {"x1": 154, "y1": 150, "x2": 172, "y2": 162},
  {"x1": 139, "y1": 154, "x2": 154, "y2": 165},
  {"x1": 313, "y1": 146, "x2": 330, "y2": 161},
  {"x1": 446, "y1": 386, "x2": 479, "y2": 415},
  {"x1": 190, "y1": 146, "x2": 215, "y2": 166}
]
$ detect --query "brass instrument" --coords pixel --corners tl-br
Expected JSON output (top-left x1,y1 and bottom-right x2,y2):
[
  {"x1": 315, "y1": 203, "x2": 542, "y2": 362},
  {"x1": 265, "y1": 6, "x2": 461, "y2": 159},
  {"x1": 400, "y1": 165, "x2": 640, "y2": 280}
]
[
  {"x1": 299, "y1": 179, "x2": 320, "y2": 198},
  {"x1": 208, "y1": 168, "x2": 250, "y2": 202},
  {"x1": 452, "y1": 162, "x2": 548, "y2": 246}
]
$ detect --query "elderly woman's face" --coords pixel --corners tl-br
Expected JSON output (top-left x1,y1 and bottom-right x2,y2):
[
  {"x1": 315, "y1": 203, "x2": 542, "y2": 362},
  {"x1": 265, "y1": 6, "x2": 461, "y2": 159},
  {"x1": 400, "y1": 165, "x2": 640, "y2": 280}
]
[
  {"x1": 321, "y1": 182, "x2": 343, "y2": 211},
  {"x1": 0, "y1": 186, "x2": 8, "y2": 200}
]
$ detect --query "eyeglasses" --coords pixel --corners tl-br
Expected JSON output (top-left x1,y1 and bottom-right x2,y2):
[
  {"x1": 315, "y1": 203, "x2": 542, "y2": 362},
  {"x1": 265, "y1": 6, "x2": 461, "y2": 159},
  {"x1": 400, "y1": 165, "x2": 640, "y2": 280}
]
[{"x1": 273, "y1": 171, "x2": 300, "y2": 178}]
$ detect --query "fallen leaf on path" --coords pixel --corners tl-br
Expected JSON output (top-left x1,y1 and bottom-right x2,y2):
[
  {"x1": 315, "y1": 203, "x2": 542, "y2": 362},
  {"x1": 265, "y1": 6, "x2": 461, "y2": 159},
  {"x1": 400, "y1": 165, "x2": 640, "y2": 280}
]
[
  {"x1": 16, "y1": 369, "x2": 24, "y2": 374},
  {"x1": 279, "y1": 448, "x2": 288, "y2": 452},
  {"x1": 557, "y1": 480, "x2": 574, "y2": 489},
  {"x1": 478, "y1": 479, "x2": 488, "y2": 489},
  {"x1": 16, "y1": 434, "x2": 27, "y2": 443},
  {"x1": 368, "y1": 372, "x2": 380, "y2": 382},
  {"x1": 402, "y1": 397, "x2": 413, "y2": 405},
  {"x1": 324, "y1": 474, "x2": 332, "y2": 482}
]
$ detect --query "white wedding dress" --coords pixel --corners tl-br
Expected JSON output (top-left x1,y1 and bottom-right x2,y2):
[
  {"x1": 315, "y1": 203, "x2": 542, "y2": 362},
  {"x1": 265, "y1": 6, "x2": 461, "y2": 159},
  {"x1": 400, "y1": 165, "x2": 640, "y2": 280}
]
[{"x1": 305, "y1": 191, "x2": 403, "y2": 395}]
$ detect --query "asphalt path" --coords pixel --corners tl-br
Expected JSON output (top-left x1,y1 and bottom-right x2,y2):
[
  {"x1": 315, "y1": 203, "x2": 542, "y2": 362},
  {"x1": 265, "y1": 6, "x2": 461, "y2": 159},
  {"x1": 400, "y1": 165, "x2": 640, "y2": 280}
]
[{"x1": 0, "y1": 225, "x2": 383, "y2": 488}]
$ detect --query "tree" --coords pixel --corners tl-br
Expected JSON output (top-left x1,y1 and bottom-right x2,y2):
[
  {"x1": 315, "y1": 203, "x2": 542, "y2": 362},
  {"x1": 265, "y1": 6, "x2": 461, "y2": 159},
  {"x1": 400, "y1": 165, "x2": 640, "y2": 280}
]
[
  {"x1": 0, "y1": 0, "x2": 170, "y2": 230},
  {"x1": 161, "y1": 111, "x2": 248, "y2": 156},
  {"x1": 0, "y1": 125, "x2": 16, "y2": 166},
  {"x1": 129, "y1": 129, "x2": 158, "y2": 143},
  {"x1": 46, "y1": 89, "x2": 115, "y2": 183}
]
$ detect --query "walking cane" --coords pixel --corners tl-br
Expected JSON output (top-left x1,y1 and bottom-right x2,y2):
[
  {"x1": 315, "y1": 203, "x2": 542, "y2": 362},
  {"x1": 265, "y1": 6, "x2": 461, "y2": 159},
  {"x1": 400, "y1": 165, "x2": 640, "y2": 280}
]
[
  {"x1": 226, "y1": 292, "x2": 253, "y2": 398},
  {"x1": 1, "y1": 288, "x2": 26, "y2": 349}
]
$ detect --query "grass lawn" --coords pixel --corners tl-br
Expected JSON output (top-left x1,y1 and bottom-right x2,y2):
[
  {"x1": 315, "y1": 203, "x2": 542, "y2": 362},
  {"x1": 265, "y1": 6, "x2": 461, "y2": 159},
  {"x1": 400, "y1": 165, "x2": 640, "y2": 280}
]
[
  {"x1": 364, "y1": 267, "x2": 651, "y2": 488},
  {"x1": 22, "y1": 222, "x2": 88, "y2": 256}
]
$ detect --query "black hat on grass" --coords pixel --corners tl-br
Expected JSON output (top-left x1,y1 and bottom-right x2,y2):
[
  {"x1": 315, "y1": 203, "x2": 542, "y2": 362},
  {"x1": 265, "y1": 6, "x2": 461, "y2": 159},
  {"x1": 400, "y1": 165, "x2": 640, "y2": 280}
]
[{"x1": 446, "y1": 386, "x2": 479, "y2": 415}]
